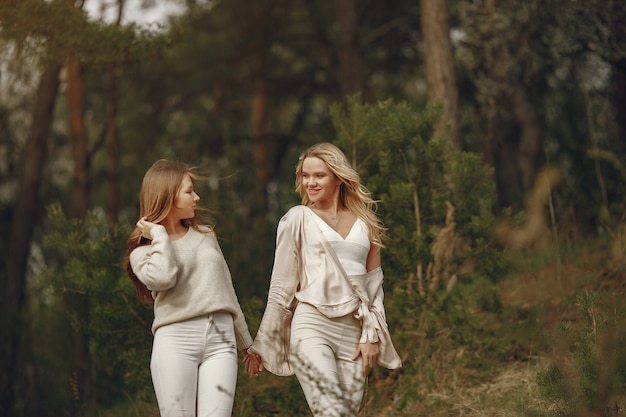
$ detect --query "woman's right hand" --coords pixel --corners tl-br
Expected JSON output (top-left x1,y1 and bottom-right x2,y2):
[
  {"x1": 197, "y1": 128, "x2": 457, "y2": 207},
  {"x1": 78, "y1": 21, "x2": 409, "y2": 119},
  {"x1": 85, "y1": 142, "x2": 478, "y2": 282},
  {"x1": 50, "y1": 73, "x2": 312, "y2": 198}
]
[
  {"x1": 243, "y1": 350, "x2": 264, "y2": 377},
  {"x1": 136, "y1": 217, "x2": 158, "y2": 240}
]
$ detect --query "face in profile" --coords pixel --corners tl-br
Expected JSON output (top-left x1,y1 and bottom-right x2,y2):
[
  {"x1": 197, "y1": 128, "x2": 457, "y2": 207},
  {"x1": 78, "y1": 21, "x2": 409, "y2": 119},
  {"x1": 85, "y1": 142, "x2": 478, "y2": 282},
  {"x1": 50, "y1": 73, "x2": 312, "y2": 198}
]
[{"x1": 168, "y1": 173, "x2": 200, "y2": 221}]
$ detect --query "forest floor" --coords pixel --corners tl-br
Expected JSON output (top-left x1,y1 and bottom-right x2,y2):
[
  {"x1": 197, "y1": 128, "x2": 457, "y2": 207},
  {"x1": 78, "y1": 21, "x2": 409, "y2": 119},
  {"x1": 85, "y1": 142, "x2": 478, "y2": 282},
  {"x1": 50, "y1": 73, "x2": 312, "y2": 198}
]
[
  {"x1": 104, "y1": 236, "x2": 626, "y2": 417},
  {"x1": 374, "y1": 236, "x2": 626, "y2": 417}
]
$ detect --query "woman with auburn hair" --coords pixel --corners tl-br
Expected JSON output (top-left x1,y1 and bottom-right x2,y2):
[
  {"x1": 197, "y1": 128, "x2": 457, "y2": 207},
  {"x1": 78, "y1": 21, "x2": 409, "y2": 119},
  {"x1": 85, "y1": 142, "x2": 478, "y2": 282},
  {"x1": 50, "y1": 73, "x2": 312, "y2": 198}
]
[
  {"x1": 123, "y1": 159, "x2": 254, "y2": 417},
  {"x1": 246, "y1": 143, "x2": 401, "y2": 417}
]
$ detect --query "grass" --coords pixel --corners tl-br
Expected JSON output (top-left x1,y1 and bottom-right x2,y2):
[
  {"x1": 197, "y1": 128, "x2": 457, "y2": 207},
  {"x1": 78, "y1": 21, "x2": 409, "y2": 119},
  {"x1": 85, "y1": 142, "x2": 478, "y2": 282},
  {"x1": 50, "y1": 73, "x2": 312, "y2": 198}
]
[
  {"x1": 365, "y1": 234, "x2": 626, "y2": 417},
  {"x1": 97, "y1": 234, "x2": 626, "y2": 417}
]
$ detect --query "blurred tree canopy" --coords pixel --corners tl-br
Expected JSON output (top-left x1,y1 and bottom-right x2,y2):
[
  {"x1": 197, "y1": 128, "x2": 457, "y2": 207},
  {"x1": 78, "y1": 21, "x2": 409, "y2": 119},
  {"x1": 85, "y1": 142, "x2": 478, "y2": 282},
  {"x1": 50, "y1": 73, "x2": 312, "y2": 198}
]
[{"x1": 1, "y1": 0, "x2": 625, "y2": 415}]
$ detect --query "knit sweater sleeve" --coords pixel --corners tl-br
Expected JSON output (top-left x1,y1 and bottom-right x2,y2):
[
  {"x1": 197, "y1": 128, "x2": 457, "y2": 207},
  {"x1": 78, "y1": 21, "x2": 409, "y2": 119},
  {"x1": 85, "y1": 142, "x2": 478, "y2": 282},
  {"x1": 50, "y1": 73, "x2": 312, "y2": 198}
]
[{"x1": 129, "y1": 225, "x2": 179, "y2": 292}]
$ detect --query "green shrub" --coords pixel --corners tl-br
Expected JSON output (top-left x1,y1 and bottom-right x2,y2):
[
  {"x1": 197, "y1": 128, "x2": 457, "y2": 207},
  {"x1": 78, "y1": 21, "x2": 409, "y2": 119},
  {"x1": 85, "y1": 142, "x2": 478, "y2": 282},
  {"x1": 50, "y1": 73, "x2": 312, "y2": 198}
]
[
  {"x1": 537, "y1": 291, "x2": 626, "y2": 415},
  {"x1": 35, "y1": 203, "x2": 154, "y2": 413}
]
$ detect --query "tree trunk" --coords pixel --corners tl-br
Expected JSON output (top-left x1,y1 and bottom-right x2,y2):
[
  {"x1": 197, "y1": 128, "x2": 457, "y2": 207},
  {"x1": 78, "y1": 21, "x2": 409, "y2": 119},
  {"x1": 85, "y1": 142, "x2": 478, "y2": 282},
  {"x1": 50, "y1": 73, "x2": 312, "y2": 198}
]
[
  {"x1": 614, "y1": 65, "x2": 626, "y2": 149},
  {"x1": 67, "y1": 58, "x2": 90, "y2": 219},
  {"x1": 336, "y1": 0, "x2": 368, "y2": 99},
  {"x1": 252, "y1": 54, "x2": 269, "y2": 186},
  {"x1": 420, "y1": 0, "x2": 460, "y2": 147},
  {"x1": 512, "y1": 85, "x2": 540, "y2": 191},
  {"x1": 66, "y1": 55, "x2": 95, "y2": 411},
  {"x1": 1, "y1": 62, "x2": 61, "y2": 417},
  {"x1": 105, "y1": 0, "x2": 124, "y2": 224},
  {"x1": 609, "y1": 0, "x2": 626, "y2": 155},
  {"x1": 106, "y1": 67, "x2": 120, "y2": 224},
  {"x1": 493, "y1": 118, "x2": 524, "y2": 209},
  {"x1": 251, "y1": 52, "x2": 270, "y2": 219},
  {"x1": 64, "y1": 4, "x2": 94, "y2": 409}
]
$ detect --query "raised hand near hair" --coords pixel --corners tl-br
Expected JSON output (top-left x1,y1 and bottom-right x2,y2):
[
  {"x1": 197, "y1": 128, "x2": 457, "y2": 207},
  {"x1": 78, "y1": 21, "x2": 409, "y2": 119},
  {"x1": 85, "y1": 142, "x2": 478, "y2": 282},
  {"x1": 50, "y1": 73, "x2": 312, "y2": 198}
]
[{"x1": 136, "y1": 217, "x2": 158, "y2": 240}]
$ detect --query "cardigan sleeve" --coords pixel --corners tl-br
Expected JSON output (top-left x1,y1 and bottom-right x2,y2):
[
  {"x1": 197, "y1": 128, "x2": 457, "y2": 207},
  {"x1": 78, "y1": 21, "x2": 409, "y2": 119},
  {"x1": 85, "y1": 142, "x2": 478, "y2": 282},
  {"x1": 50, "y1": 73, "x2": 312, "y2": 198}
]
[
  {"x1": 351, "y1": 268, "x2": 402, "y2": 370},
  {"x1": 248, "y1": 211, "x2": 301, "y2": 376},
  {"x1": 369, "y1": 292, "x2": 402, "y2": 369},
  {"x1": 355, "y1": 285, "x2": 384, "y2": 344}
]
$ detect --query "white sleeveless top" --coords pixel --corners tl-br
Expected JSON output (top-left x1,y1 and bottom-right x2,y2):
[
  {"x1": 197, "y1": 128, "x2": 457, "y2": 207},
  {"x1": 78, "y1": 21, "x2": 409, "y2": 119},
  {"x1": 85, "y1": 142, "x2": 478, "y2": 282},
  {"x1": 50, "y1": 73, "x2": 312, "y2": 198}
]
[{"x1": 310, "y1": 211, "x2": 370, "y2": 275}]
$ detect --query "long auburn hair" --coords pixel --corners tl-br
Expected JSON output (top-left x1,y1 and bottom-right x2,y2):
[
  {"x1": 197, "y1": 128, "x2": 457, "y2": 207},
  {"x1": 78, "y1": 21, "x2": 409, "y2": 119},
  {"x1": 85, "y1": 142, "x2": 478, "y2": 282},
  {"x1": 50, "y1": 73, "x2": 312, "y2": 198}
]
[
  {"x1": 295, "y1": 142, "x2": 386, "y2": 247},
  {"x1": 123, "y1": 159, "x2": 210, "y2": 304}
]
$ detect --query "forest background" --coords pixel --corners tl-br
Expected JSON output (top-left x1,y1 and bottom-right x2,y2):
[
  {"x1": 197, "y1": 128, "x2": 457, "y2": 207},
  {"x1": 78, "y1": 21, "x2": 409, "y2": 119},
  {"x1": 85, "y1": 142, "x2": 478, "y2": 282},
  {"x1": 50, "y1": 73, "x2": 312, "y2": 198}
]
[{"x1": 1, "y1": 0, "x2": 626, "y2": 416}]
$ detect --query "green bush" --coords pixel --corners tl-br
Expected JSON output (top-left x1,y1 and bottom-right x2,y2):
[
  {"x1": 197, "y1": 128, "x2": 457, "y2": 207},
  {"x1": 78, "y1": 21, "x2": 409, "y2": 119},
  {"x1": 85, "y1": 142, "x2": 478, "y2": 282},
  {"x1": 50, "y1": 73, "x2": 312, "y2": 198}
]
[
  {"x1": 34, "y1": 203, "x2": 154, "y2": 414},
  {"x1": 537, "y1": 291, "x2": 626, "y2": 415},
  {"x1": 330, "y1": 94, "x2": 503, "y2": 292},
  {"x1": 326, "y1": 95, "x2": 512, "y2": 414}
]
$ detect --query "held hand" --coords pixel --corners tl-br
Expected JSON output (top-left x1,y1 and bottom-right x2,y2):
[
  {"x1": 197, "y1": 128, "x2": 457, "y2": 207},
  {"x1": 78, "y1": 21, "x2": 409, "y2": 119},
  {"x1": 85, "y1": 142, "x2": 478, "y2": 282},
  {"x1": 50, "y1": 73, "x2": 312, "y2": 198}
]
[
  {"x1": 243, "y1": 349, "x2": 264, "y2": 377},
  {"x1": 352, "y1": 341, "x2": 380, "y2": 376},
  {"x1": 136, "y1": 217, "x2": 158, "y2": 240}
]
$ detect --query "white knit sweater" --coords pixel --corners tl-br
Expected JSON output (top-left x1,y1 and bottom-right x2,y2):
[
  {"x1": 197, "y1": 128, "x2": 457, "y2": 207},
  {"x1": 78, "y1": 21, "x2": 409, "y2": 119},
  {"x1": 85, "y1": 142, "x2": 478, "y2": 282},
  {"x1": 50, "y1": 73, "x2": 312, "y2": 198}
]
[{"x1": 130, "y1": 225, "x2": 253, "y2": 350}]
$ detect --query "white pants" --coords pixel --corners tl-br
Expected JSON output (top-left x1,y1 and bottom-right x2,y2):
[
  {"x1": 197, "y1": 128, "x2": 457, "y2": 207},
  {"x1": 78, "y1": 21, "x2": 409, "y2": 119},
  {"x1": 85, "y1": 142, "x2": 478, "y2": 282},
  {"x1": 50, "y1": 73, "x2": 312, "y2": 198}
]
[
  {"x1": 290, "y1": 302, "x2": 366, "y2": 417},
  {"x1": 151, "y1": 313, "x2": 238, "y2": 417}
]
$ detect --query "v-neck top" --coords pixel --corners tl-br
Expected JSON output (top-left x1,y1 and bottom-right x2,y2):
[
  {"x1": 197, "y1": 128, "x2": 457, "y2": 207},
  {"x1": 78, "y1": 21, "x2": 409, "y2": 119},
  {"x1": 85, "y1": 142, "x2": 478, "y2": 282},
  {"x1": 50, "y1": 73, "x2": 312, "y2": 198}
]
[
  {"x1": 309, "y1": 208, "x2": 370, "y2": 275},
  {"x1": 248, "y1": 205, "x2": 402, "y2": 376}
]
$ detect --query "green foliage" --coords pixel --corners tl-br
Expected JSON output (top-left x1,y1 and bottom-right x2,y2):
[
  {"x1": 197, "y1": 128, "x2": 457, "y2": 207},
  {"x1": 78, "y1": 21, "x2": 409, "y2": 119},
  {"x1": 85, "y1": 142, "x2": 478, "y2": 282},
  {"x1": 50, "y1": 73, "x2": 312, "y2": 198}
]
[
  {"x1": 329, "y1": 94, "x2": 503, "y2": 290},
  {"x1": 35, "y1": 203, "x2": 154, "y2": 413},
  {"x1": 236, "y1": 373, "x2": 310, "y2": 417},
  {"x1": 537, "y1": 291, "x2": 626, "y2": 415},
  {"x1": 457, "y1": 0, "x2": 626, "y2": 227},
  {"x1": 2, "y1": 1, "x2": 623, "y2": 415},
  {"x1": 0, "y1": 0, "x2": 159, "y2": 67},
  {"x1": 325, "y1": 96, "x2": 518, "y2": 416}
]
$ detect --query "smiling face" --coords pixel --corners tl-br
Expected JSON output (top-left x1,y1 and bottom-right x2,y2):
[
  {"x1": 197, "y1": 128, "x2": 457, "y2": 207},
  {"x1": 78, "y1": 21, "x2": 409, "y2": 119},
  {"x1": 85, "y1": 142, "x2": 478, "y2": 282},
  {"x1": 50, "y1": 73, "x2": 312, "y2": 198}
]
[
  {"x1": 167, "y1": 173, "x2": 200, "y2": 221},
  {"x1": 301, "y1": 156, "x2": 342, "y2": 205}
]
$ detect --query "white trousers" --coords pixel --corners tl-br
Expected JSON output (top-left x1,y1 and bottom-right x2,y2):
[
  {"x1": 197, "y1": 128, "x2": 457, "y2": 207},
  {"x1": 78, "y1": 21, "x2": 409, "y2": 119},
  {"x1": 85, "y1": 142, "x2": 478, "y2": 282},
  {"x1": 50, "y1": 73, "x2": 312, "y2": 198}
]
[
  {"x1": 150, "y1": 312, "x2": 238, "y2": 417},
  {"x1": 290, "y1": 302, "x2": 366, "y2": 417}
]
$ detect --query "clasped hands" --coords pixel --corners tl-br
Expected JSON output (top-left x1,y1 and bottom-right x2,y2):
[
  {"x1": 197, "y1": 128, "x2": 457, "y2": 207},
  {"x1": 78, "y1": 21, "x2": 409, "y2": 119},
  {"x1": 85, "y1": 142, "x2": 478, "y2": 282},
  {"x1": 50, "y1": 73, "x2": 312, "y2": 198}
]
[
  {"x1": 242, "y1": 341, "x2": 379, "y2": 378},
  {"x1": 242, "y1": 349, "x2": 263, "y2": 377}
]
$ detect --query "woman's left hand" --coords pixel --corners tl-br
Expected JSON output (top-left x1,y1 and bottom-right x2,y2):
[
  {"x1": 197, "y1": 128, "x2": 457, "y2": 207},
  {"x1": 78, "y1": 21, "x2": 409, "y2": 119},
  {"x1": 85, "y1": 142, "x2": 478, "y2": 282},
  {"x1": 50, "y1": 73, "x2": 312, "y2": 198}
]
[
  {"x1": 136, "y1": 217, "x2": 158, "y2": 240},
  {"x1": 242, "y1": 349, "x2": 263, "y2": 377},
  {"x1": 352, "y1": 341, "x2": 380, "y2": 376}
]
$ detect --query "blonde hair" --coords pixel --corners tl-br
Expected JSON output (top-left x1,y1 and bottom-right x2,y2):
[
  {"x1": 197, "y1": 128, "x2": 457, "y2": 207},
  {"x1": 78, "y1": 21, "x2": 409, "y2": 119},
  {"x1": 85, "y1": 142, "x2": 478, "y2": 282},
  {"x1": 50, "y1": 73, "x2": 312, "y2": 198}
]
[
  {"x1": 123, "y1": 159, "x2": 210, "y2": 303},
  {"x1": 295, "y1": 143, "x2": 385, "y2": 247}
]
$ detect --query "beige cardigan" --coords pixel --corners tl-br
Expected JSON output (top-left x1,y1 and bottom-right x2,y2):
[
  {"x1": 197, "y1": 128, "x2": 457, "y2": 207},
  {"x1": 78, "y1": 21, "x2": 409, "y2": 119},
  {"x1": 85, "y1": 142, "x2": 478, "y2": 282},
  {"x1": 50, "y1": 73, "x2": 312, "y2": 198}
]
[{"x1": 249, "y1": 205, "x2": 402, "y2": 376}]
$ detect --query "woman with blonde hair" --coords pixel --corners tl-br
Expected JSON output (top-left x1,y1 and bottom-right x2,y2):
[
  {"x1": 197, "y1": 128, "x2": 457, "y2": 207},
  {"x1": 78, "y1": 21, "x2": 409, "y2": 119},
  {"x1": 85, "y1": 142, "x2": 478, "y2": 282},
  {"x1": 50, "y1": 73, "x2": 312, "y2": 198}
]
[
  {"x1": 246, "y1": 143, "x2": 401, "y2": 417},
  {"x1": 124, "y1": 159, "x2": 254, "y2": 417}
]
